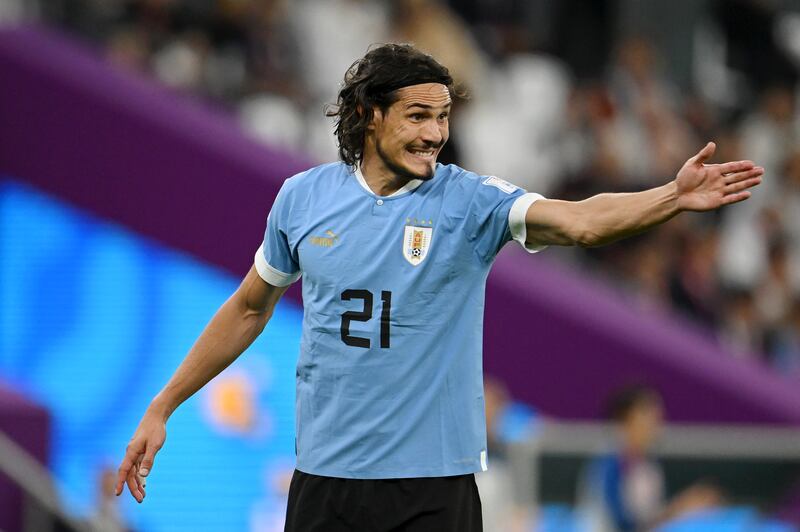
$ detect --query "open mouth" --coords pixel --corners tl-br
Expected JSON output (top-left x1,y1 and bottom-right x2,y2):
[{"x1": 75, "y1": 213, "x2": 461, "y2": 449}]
[{"x1": 407, "y1": 148, "x2": 436, "y2": 163}]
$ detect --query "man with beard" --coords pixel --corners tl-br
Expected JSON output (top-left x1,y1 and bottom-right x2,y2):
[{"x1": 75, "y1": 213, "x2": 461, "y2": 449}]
[{"x1": 116, "y1": 44, "x2": 762, "y2": 531}]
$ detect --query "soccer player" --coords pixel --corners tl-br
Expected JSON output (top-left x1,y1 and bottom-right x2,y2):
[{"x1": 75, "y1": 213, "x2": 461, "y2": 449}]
[
  {"x1": 578, "y1": 385, "x2": 721, "y2": 531},
  {"x1": 116, "y1": 44, "x2": 763, "y2": 531}
]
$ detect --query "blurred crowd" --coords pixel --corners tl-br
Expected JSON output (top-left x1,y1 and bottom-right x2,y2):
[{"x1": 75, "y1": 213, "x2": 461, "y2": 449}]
[{"x1": 14, "y1": 0, "x2": 800, "y2": 375}]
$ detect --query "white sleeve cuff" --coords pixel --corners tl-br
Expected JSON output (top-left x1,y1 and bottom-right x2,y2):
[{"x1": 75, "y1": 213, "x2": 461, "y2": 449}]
[
  {"x1": 254, "y1": 244, "x2": 301, "y2": 287},
  {"x1": 508, "y1": 193, "x2": 547, "y2": 253}
]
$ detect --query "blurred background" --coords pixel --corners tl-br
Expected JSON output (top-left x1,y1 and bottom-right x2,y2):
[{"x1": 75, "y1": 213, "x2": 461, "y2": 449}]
[{"x1": 2, "y1": 0, "x2": 800, "y2": 530}]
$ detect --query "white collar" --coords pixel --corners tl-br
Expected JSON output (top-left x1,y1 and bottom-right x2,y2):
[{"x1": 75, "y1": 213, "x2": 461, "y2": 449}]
[{"x1": 354, "y1": 165, "x2": 424, "y2": 197}]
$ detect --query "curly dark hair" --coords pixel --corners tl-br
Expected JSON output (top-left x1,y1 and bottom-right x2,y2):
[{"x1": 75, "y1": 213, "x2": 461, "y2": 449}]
[{"x1": 326, "y1": 43, "x2": 460, "y2": 167}]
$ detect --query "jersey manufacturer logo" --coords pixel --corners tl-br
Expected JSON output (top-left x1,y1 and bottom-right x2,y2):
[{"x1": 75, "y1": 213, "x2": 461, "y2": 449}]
[
  {"x1": 403, "y1": 224, "x2": 433, "y2": 266},
  {"x1": 482, "y1": 175, "x2": 518, "y2": 194},
  {"x1": 309, "y1": 230, "x2": 339, "y2": 247}
]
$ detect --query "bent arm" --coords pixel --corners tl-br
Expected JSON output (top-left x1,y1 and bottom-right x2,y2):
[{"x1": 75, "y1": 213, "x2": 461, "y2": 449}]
[
  {"x1": 150, "y1": 264, "x2": 288, "y2": 420},
  {"x1": 524, "y1": 142, "x2": 763, "y2": 248},
  {"x1": 116, "y1": 265, "x2": 287, "y2": 501}
]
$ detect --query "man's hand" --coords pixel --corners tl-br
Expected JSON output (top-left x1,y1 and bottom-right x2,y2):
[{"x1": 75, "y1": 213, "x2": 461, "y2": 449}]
[
  {"x1": 115, "y1": 408, "x2": 167, "y2": 503},
  {"x1": 111, "y1": 267, "x2": 286, "y2": 504},
  {"x1": 675, "y1": 142, "x2": 763, "y2": 212}
]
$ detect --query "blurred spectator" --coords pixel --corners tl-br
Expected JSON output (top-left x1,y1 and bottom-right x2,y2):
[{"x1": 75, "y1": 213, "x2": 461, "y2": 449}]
[
  {"x1": 152, "y1": 29, "x2": 212, "y2": 92},
  {"x1": 607, "y1": 36, "x2": 695, "y2": 187},
  {"x1": 0, "y1": 0, "x2": 38, "y2": 24},
  {"x1": 755, "y1": 239, "x2": 795, "y2": 330},
  {"x1": 624, "y1": 235, "x2": 671, "y2": 311},
  {"x1": 718, "y1": 288, "x2": 767, "y2": 360},
  {"x1": 457, "y1": 47, "x2": 570, "y2": 194},
  {"x1": 389, "y1": 0, "x2": 486, "y2": 93},
  {"x1": 668, "y1": 224, "x2": 721, "y2": 330},
  {"x1": 106, "y1": 25, "x2": 151, "y2": 72},
  {"x1": 288, "y1": 0, "x2": 389, "y2": 103},
  {"x1": 236, "y1": 1, "x2": 307, "y2": 151},
  {"x1": 775, "y1": 150, "x2": 800, "y2": 288},
  {"x1": 766, "y1": 299, "x2": 800, "y2": 377},
  {"x1": 241, "y1": 0, "x2": 304, "y2": 101},
  {"x1": 718, "y1": 85, "x2": 798, "y2": 289},
  {"x1": 737, "y1": 85, "x2": 797, "y2": 208},
  {"x1": 287, "y1": 0, "x2": 391, "y2": 159},
  {"x1": 577, "y1": 385, "x2": 722, "y2": 532},
  {"x1": 476, "y1": 377, "x2": 538, "y2": 532}
]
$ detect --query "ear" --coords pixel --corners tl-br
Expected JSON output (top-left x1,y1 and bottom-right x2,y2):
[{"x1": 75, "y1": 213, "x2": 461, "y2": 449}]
[{"x1": 365, "y1": 106, "x2": 382, "y2": 131}]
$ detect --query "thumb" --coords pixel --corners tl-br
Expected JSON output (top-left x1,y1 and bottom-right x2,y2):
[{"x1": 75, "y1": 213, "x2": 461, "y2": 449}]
[
  {"x1": 692, "y1": 141, "x2": 716, "y2": 165},
  {"x1": 139, "y1": 443, "x2": 159, "y2": 477}
]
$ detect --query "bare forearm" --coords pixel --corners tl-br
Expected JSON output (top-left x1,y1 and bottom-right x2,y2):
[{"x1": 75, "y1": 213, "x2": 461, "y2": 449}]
[
  {"x1": 116, "y1": 267, "x2": 284, "y2": 500},
  {"x1": 149, "y1": 296, "x2": 270, "y2": 421},
  {"x1": 526, "y1": 143, "x2": 762, "y2": 249},
  {"x1": 574, "y1": 181, "x2": 680, "y2": 246},
  {"x1": 525, "y1": 182, "x2": 681, "y2": 248}
]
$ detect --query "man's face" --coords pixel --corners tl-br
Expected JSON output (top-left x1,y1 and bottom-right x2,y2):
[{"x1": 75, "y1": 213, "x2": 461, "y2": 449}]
[
  {"x1": 624, "y1": 397, "x2": 664, "y2": 453},
  {"x1": 368, "y1": 83, "x2": 451, "y2": 181}
]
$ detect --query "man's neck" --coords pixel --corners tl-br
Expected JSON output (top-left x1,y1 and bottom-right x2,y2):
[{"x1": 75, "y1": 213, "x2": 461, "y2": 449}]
[{"x1": 359, "y1": 152, "x2": 424, "y2": 197}]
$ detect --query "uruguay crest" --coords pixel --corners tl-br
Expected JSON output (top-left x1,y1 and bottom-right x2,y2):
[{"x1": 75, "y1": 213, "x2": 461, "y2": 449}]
[{"x1": 403, "y1": 225, "x2": 433, "y2": 265}]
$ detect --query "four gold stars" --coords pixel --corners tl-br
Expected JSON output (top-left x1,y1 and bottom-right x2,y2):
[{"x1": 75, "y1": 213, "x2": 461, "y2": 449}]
[{"x1": 405, "y1": 217, "x2": 433, "y2": 226}]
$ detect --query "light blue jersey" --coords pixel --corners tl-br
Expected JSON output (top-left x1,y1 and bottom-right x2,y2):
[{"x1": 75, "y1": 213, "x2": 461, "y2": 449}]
[{"x1": 255, "y1": 162, "x2": 544, "y2": 479}]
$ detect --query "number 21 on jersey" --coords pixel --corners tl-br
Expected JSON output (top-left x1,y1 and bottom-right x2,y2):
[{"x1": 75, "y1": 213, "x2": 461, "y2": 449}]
[{"x1": 340, "y1": 289, "x2": 392, "y2": 348}]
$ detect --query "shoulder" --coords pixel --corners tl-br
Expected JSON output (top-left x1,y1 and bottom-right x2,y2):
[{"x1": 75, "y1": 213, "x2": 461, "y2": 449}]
[
  {"x1": 276, "y1": 162, "x2": 350, "y2": 210},
  {"x1": 434, "y1": 165, "x2": 524, "y2": 219},
  {"x1": 282, "y1": 161, "x2": 349, "y2": 192},
  {"x1": 435, "y1": 163, "x2": 476, "y2": 185},
  {"x1": 436, "y1": 164, "x2": 522, "y2": 196}
]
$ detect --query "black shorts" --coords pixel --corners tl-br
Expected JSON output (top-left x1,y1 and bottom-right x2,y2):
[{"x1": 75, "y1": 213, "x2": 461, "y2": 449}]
[{"x1": 284, "y1": 469, "x2": 483, "y2": 532}]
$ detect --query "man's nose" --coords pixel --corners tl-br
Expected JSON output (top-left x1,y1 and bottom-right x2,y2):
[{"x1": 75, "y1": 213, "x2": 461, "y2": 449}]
[{"x1": 420, "y1": 119, "x2": 444, "y2": 144}]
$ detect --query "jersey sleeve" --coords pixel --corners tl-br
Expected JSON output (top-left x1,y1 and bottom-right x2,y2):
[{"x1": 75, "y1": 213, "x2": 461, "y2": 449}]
[
  {"x1": 464, "y1": 173, "x2": 547, "y2": 263},
  {"x1": 254, "y1": 181, "x2": 301, "y2": 287}
]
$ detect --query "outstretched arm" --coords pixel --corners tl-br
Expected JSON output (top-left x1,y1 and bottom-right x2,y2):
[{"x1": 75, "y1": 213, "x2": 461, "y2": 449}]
[
  {"x1": 115, "y1": 265, "x2": 288, "y2": 502},
  {"x1": 523, "y1": 142, "x2": 763, "y2": 248}
]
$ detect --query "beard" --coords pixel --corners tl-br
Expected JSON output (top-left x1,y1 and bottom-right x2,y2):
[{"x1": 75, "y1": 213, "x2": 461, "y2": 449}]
[{"x1": 376, "y1": 138, "x2": 439, "y2": 181}]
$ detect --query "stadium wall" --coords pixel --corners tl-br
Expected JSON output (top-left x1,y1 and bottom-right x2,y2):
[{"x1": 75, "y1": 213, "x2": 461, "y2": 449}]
[{"x1": 0, "y1": 382, "x2": 51, "y2": 532}]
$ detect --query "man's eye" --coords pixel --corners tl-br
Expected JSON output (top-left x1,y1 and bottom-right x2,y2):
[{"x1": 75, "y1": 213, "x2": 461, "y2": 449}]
[
  {"x1": 439, "y1": 113, "x2": 449, "y2": 120},
  {"x1": 410, "y1": 114, "x2": 424, "y2": 120}
]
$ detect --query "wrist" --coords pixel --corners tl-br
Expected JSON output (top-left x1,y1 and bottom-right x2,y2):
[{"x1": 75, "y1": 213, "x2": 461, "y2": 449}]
[
  {"x1": 665, "y1": 180, "x2": 682, "y2": 213},
  {"x1": 147, "y1": 394, "x2": 174, "y2": 423}
]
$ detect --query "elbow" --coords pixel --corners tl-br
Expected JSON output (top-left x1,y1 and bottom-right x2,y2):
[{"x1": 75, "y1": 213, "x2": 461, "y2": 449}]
[
  {"x1": 570, "y1": 219, "x2": 604, "y2": 247},
  {"x1": 557, "y1": 208, "x2": 603, "y2": 247},
  {"x1": 576, "y1": 231, "x2": 604, "y2": 248},
  {"x1": 245, "y1": 307, "x2": 272, "y2": 334},
  {"x1": 235, "y1": 291, "x2": 273, "y2": 334}
]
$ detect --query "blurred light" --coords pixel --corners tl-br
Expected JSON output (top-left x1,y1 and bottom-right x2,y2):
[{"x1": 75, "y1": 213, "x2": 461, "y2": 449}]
[{"x1": 1, "y1": 178, "x2": 303, "y2": 531}]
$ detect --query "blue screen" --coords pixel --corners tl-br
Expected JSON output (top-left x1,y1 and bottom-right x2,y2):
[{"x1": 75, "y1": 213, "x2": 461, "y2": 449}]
[{"x1": 1, "y1": 178, "x2": 303, "y2": 531}]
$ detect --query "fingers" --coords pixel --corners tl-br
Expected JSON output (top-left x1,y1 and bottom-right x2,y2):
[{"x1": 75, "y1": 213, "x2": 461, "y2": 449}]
[
  {"x1": 716, "y1": 159, "x2": 756, "y2": 175},
  {"x1": 115, "y1": 453, "x2": 136, "y2": 496},
  {"x1": 126, "y1": 466, "x2": 144, "y2": 503},
  {"x1": 692, "y1": 141, "x2": 716, "y2": 165},
  {"x1": 722, "y1": 166, "x2": 763, "y2": 185},
  {"x1": 135, "y1": 466, "x2": 147, "y2": 501},
  {"x1": 139, "y1": 441, "x2": 159, "y2": 478},
  {"x1": 722, "y1": 190, "x2": 752, "y2": 206},
  {"x1": 725, "y1": 175, "x2": 762, "y2": 195},
  {"x1": 116, "y1": 438, "x2": 151, "y2": 501},
  {"x1": 134, "y1": 455, "x2": 147, "y2": 499}
]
